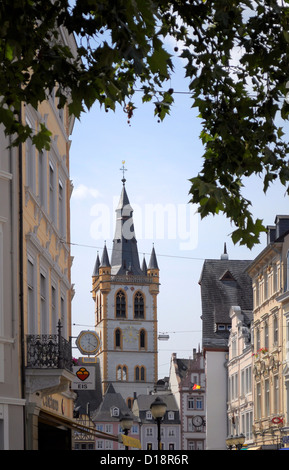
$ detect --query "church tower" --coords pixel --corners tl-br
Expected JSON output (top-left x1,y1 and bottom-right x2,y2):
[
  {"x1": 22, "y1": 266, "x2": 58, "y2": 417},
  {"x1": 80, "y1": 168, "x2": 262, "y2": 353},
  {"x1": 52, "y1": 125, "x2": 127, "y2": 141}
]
[{"x1": 91, "y1": 168, "x2": 160, "y2": 406}]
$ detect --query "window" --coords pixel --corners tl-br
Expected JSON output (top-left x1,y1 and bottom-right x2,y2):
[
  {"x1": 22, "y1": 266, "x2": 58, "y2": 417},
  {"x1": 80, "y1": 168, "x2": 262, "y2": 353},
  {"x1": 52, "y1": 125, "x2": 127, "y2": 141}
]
[
  {"x1": 60, "y1": 293, "x2": 67, "y2": 338},
  {"x1": 135, "y1": 366, "x2": 145, "y2": 381},
  {"x1": 139, "y1": 329, "x2": 146, "y2": 349},
  {"x1": 273, "y1": 315, "x2": 278, "y2": 346},
  {"x1": 116, "y1": 290, "x2": 126, "y2": 317},
  {"x1": 188, "y1": 398, "x2": 194, "y2": 409},
  {"x1": 115, "y1": 329, "x2": 121, "y2": 348},
  {"x1": 40, "y1": 272, "x2": 48, "y2": 333},
  {"x1": 27, "y1": 258, "x2": 36, "y2": 333},
  {"x1": 273, "y1": 375, "x2": 279, "y2": 415},
  {"x1": 264, "y1": 321, "x2": 269, "y2": 350},
  {"x1": 26, "y1": 136, "x2": 35, "y2": 192},
  {"x1": 241, "y1": 366, "x2": 252, "y2": 395},
  {"x1": 255, "y1": 327, "x2": 261, "y2": 351},
  {"x1": 230, "y1": 373, "x2": 238, "y2": 401},
  {"x1": 256, "y1": 382, "x2": 261, "y2": 419},
  {"x1": 38, "y1": 150, "x2": 46, "y2": 208},
  {"x1": 49, "y1": 162, "x2": 56, "y2": 224},
  {"x1": 110, "y1": 407, "x2": 119, "y2": 417},
  {"x1": 51, "y1": 284, "x2": 57, "y2": 333},
  {"x1": 58, "y1": 179, "x2": 66, "y2": 237},
  {"x1": 116, "y1": 365, "x2": 128, "y2": 381},
  {"x1": 146, "y1": 411, "x2": 153, "y2": 420},
  {"x1": 265, "y1": 379, "x2": 270, "y2": 416},
  {"x1": 196, "y1": 397, "x2": 203, "y2": 410},
  {"x1": 242, "y1": 411, "x2": 253, "y2": 440},
  {"x1": 134, "y1": 291, "x2": 144, "y2": 318}
]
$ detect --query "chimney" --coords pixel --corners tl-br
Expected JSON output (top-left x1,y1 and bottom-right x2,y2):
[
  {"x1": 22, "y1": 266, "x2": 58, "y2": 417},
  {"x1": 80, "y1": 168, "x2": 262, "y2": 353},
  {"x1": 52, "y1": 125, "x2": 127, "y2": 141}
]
[{"x1": 275, "y1": 215, "x2": 289, "y2": 239}]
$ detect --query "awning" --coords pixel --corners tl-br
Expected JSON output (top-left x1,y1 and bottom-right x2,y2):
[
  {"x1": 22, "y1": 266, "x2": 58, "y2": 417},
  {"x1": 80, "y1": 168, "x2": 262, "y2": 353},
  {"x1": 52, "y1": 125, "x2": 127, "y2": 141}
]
[
  {"x1": 246, "y1": 446, "x2": 261, "y2": 450},
  {"x1": 39, "y1": 410, "x2": 119, "y2": 441}
]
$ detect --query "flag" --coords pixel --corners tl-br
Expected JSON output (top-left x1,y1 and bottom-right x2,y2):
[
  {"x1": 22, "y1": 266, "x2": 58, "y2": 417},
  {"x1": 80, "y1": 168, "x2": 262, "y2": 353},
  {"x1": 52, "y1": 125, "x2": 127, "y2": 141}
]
[{"x1": 192, "y1": 384, "x2": 201, "y2": 390}]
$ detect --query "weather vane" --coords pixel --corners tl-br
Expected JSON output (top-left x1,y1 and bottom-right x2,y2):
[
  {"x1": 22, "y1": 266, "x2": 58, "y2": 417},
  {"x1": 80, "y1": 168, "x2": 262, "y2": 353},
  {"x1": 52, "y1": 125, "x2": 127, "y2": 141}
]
[{"x1": 120, "y1": 160, "x2": 127, "y2": 185}]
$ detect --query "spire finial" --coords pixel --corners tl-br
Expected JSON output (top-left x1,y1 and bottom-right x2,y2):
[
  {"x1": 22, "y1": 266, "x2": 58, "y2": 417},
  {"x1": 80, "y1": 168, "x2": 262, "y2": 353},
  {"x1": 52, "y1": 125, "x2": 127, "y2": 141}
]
[{"x1": 120, "y1": 160, "x2": 127, "y2": 185}]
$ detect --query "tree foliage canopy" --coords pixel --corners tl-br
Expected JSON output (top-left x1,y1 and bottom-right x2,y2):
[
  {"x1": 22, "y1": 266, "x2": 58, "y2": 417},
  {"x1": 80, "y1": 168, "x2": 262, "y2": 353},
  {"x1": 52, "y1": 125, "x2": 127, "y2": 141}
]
[{"x1": 1, "y1": 0, "x2": 289, "y2": 247}]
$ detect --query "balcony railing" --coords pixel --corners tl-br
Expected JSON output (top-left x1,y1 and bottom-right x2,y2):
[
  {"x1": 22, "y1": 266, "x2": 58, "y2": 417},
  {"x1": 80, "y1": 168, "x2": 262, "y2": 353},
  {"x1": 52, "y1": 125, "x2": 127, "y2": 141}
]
[{"x1": 26, "y1": 320, "x2": 72, "y2": 371}]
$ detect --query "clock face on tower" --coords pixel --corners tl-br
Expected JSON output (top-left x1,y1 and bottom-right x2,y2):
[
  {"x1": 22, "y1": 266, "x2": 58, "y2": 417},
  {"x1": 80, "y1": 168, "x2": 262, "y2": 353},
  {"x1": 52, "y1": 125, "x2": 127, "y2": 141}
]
[
  {"x1": 123, "y1": 326, "x2": 138, "y2": 343},
  {"x1": 192, "y1": 415, "x2": 203, "y2": 427}
]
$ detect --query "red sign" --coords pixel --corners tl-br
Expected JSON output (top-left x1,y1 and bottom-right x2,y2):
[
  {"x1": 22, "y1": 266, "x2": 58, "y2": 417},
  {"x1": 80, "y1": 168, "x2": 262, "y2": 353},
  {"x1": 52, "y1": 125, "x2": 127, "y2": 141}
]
[{"x1": 272, "y1": 416, "x2": 283, "y2": 425}]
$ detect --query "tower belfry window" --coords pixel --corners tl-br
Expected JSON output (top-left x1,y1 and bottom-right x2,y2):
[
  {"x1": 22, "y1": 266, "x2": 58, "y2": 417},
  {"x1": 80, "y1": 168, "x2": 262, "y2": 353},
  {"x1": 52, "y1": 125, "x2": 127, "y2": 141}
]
[
  {"x1": 134, "y1": 291, "x2": 144, "y2": 318},
  {"x1": 116, "y1": 290, "x2": 126, "y2": 317}
]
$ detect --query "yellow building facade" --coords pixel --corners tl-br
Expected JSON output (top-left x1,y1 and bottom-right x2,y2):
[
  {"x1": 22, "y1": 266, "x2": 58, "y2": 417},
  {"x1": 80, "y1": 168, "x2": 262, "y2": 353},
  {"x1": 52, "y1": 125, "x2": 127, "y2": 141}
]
[
  {"x1": 20, "y1": 27, "x2": 78, "y2": 450},
  {"x1": 247, "y1": 216, "x2": 289, "y2": 449}
]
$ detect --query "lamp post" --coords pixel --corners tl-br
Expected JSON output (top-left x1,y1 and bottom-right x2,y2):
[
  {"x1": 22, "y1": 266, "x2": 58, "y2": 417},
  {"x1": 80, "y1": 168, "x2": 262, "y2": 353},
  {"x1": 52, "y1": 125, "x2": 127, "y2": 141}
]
[
  {"x1": 120, "y1": 412, "x2": 133, "y2": 450},
  {"x1": 150, "y1": 396, "x2": 167, "y2": 450}
]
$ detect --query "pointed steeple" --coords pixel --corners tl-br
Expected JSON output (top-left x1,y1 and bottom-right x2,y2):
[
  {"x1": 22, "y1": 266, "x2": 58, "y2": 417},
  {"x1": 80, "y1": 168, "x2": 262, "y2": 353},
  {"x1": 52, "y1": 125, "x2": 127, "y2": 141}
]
[
  {"x1": 100, "y1": 243, "x2": 110, "y2": 267},
  {"x1": 142, "y1": 256, "x2": 147, "y2": 275},
  {"x1": 110, "y1": 177, "x2": 142, "y2": 276},
  {"x1": 148, "y1": 245, "x2": 159, "y2": 270},
  {"x1": 92, "y1": 252, "x2": 100, "y2": 276}
]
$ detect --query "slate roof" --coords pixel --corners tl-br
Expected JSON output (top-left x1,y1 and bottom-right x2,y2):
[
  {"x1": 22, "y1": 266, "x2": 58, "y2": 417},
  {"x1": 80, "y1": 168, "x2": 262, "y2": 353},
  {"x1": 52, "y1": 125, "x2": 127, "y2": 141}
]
[
  {"x1": 110, "y1": 183, "x2": 143, "y2": 275},
  {"x1": 133, "y1": 394, "x2": 180, "y2": 424},
  {"x1": 91, "y1": 384, "x2": 135, "y2": 423},
  {"x1": 92, "y1": 183, "x2": 159, "y2": 277},
  {"x1": 199, "y1": 258, "x2": 253, "y2": 350}
]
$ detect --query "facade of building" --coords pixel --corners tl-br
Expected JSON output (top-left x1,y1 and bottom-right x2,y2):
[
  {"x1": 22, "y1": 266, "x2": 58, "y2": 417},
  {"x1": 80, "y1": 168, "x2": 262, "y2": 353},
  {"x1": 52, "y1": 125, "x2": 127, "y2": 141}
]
[
  {"x1": 92, "y1": 384, "x2": 140, "y2": 450},
  {"x1": 132, "y1": 393, "x2": 181, "y2": 450},
  {"x1": 0, "y1": 126, "x2": 25, "y2": 449},
  {"x1": 170, "y1": 350, "x2": 206, "y2": 450},
  {"x1": 227, "y1": 306, "x2": 253, "y2": 448},
  {"x1": 199, "y1": 247, "x2": 252, "y2": 449},
  {"x1": 247, "y1": 215, "x2": 289, "y2": 449},
  {"x1": 0, "y1": 25, "x2": 78, "y2": 449},
  {"x1": 91, "y1": 178, "x2": 159, "y2": 405}
]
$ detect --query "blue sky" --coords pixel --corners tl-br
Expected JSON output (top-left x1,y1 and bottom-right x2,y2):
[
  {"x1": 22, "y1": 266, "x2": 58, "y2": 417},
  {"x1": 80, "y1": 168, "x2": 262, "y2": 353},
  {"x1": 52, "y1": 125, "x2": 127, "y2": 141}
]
[{"x1": 69, "y1": 49, "x2": 289, "y2": 378}]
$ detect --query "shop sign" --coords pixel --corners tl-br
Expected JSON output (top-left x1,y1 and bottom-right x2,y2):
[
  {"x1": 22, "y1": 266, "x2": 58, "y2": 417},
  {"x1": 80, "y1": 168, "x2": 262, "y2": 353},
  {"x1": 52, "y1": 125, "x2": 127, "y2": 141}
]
[{"x1": 71, "y1": 366, "x2": 95, "y2": 390}]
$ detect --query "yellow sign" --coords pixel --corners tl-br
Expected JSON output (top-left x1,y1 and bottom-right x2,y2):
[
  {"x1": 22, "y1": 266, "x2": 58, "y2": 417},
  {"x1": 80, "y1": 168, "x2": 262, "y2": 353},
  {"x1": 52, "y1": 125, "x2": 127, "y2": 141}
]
[{"x1": 121, "y1": 434, "x2": 141, "y2": 449}]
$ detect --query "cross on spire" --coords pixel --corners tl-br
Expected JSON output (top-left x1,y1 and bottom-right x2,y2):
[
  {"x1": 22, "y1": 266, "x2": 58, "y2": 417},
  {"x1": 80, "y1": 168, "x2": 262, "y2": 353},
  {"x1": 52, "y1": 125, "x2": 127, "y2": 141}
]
[{"x1": 120, "y1": 160, "x2": 127, "y2": 185}]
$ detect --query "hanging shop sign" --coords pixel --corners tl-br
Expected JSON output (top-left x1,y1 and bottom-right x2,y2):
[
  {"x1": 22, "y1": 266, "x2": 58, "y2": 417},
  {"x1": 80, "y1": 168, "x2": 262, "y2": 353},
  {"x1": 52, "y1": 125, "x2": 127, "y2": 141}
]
[{"x1": 71, "y1": 366, "x2": 95, "y2": 390}]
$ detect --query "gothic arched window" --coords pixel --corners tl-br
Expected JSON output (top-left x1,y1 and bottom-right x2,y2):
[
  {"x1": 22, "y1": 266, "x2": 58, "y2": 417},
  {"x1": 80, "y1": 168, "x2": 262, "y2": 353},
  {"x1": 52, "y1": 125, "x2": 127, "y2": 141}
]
[
  {"x1": 135, "y1": 366, "x2": 145, "y2": 381},
  {"x1": 116, "y1": 365, "x2": 128, "y2": 381},
  {"x1": 134, "y1": 291, "x2": 144, "y2": 318},
  {"x1": 116, "y1": 290, "x2": 126, "y2": 317}
]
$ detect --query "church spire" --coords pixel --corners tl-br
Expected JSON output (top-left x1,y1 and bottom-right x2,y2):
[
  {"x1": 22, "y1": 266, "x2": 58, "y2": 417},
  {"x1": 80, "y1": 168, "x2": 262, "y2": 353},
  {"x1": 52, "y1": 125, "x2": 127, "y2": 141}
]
[
  {"x1": 92, "y1": 252, "x2": 100, "y2": 276},
  {"x1": 100, "y1": 243, "x2": 110, "y2": 267},
  {"x1": 110, "y1": 164, "x2": 142, "y2": 275},
  {"x1": 148, "y1": 245, "x2": 159, "y2": 270}
]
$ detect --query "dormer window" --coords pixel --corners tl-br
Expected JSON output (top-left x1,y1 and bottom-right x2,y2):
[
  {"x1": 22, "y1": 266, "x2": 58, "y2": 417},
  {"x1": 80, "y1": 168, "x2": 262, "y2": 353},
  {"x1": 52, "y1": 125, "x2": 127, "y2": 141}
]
[
  {"x1": 111, "y1": 406, "x2": 119, "y2": 417},
  {"x1": 220, "y1": 270, "x2": 236, "y2": 282},
  {"x1": 146, "y1": 411, "x2": 152, "y2": 420}
]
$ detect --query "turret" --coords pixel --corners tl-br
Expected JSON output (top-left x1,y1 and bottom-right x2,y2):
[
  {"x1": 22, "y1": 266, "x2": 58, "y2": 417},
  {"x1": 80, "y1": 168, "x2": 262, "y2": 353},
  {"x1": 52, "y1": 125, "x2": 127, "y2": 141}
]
[{"x1": 147, "y1": 245, "x2": 160, "y2": 294}]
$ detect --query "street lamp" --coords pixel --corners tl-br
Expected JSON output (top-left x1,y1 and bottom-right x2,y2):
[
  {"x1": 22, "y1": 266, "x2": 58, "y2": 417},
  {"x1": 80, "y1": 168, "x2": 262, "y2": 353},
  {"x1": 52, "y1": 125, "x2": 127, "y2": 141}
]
[
  {"x1": 150, "y1": 396, "x2": 167, "y2": 450},
  {"x1": 120, "y1": 412, "x2": 133, "y2": 450}
]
